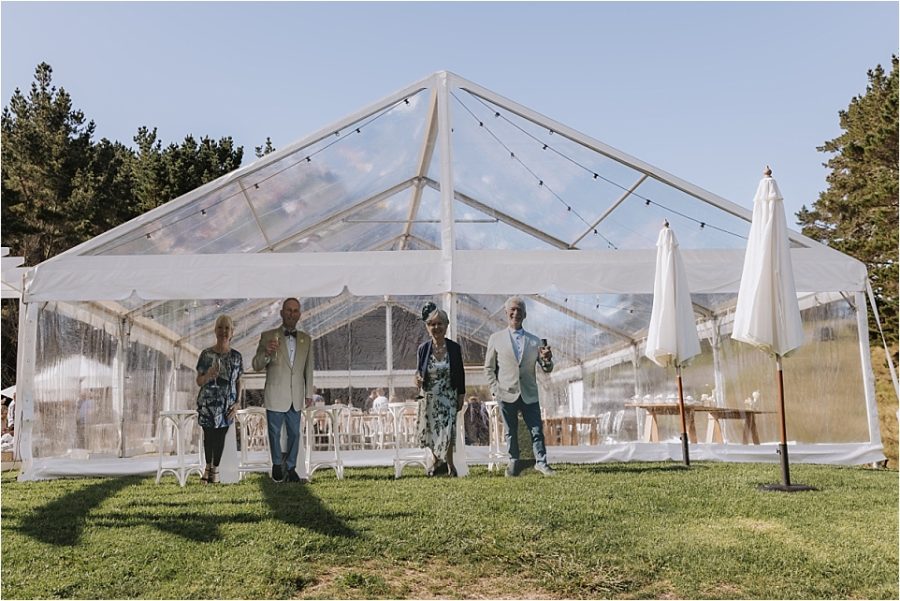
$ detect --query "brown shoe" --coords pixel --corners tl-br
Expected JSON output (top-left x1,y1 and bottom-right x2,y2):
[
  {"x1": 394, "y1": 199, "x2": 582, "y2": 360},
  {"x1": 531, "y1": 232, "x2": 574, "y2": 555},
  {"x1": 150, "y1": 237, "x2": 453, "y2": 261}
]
[
  {"x1": 209, "y1": 466, "x2": 220, "y2": 484},
  {"x1": 200, "y1": 465, "x2": 211, "y2": 483}
]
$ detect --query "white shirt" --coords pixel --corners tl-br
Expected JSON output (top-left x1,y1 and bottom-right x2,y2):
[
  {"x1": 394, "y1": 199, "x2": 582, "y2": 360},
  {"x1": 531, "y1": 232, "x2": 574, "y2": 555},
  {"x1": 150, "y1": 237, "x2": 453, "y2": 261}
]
[
  {"x1": 284, "y1": 330, "x2": 297, "y2": 366},
  {"x1": 372, "y1": 396, "x2": 389, "y2": 414}
]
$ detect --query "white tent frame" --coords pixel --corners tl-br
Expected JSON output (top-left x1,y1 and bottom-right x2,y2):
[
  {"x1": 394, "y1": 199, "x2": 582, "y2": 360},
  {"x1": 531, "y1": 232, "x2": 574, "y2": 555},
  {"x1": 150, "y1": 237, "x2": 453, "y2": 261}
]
[{"x1": 12, "y1": 72, "x2": 884, "y2": 479}]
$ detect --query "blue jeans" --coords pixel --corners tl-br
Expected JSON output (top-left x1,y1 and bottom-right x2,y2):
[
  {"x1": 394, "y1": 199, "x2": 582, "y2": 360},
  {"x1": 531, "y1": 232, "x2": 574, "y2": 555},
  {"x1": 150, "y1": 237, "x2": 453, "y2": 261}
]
[
  {"x1": 266, "y1": 407, "x2": 300, "y2": 471},
  {"x1": 500, "y1": 397, "x2": 548, "y2": 466}
]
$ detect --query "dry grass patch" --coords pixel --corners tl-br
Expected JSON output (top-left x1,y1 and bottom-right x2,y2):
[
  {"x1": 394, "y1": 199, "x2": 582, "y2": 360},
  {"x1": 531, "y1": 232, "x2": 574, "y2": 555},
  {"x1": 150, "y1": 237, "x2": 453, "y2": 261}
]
[{"x1": 296, "y1": 558, "x2": 562, "y2": 600}]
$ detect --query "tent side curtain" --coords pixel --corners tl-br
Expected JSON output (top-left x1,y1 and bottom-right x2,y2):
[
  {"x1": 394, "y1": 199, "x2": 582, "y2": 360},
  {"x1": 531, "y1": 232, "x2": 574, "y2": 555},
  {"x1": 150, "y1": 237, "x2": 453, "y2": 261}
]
[{"x1": 25, "y1": 248, "x2": 868, "y2": 302}]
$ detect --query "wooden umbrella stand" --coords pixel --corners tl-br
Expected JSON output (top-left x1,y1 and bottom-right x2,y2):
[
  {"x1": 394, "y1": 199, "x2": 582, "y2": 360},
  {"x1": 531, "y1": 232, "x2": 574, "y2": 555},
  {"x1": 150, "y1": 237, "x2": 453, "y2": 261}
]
[{"x1": 758, "y1": 355, "x2": 817, "y2": 492}]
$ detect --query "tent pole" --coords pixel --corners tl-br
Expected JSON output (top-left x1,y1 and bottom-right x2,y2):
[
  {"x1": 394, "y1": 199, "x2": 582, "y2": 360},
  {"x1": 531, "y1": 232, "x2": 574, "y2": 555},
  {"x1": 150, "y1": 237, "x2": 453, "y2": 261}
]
[
  {"x1": 710, "y1": 317, "x2": 726, "y2": 409},
  {"x1": 385, "y1": 300, "x2": 394, "y2": 399},
  {"x1": 115, "y1": 318, "x2": 129, "y2": 458},
  {"x1": 15, "y1": 301, "x2": 39, "y2": 478},
  {"x1": 676, "y1": 365, "x2": 690, "y2": 466}
]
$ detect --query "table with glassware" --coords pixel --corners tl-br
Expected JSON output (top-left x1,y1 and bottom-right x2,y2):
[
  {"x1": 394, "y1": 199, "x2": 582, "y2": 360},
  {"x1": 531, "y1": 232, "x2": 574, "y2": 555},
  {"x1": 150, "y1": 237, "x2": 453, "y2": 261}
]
[
  {"x1": 702, "y1": 406, "x2": 771, "y2": 444},
  {"x1": 625, "y1": 401, "x2": 770, "y2": 444}
]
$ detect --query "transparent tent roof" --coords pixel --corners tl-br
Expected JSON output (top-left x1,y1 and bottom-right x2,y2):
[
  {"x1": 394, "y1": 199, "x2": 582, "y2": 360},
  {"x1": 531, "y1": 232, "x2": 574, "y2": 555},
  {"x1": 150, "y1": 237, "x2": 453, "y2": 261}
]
[{"x1": 42, "y1": 71, "x2": 840, "y2": 368}]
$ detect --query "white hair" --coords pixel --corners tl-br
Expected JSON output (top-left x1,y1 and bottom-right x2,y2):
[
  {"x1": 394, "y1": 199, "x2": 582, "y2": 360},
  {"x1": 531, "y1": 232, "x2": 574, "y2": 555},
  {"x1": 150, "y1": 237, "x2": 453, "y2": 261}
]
[
  {"x1": 504, "y1": 296, "x2": 527, "y2": 312},
  {"x1": 425, "y1": 308, "x2": 450, "y2": 325}
]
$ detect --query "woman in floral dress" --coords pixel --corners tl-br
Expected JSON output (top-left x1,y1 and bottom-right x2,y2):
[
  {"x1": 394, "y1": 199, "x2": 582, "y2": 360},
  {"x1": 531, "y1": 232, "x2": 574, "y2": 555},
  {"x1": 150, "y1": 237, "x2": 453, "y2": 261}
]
[
  {"x1": 196, "y1": 314, "x2": 243, "y2": 483},
  {"x1": 415, "y1": 302, "x2": 466, "y2": 476}
]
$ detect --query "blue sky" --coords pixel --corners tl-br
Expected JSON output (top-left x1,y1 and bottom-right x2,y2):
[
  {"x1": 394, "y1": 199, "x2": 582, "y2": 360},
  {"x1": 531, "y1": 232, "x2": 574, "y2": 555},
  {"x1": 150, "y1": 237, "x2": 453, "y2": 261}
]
[{"x1": 2, "y1": 1, "x2": 897, "y2": 223}]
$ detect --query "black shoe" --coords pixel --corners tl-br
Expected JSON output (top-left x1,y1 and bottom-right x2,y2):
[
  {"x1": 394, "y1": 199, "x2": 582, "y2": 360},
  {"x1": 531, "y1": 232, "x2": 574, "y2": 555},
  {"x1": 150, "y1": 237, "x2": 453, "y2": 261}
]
[
  {"x1": 271, "y1": 464, "x2": 284, "y2": 482},
  {"x1": 433, "y1": 462, "x2": 449, "y2": 476},
  {"x1": 286, "y1": 469, "x2": 302, "y2": 483}
]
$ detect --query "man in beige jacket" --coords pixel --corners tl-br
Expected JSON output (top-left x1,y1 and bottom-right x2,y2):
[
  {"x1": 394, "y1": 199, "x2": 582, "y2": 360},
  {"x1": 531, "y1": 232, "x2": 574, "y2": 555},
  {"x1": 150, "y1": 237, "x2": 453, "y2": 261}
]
[{"x1": 252, "y1": 298, "x2": 314, "y2": 482}]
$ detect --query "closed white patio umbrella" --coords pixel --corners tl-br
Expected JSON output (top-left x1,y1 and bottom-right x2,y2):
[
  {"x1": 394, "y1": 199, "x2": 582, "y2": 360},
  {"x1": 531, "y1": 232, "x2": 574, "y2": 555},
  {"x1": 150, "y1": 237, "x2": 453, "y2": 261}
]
[
  {"x1": 732, "y1": 167, "x2": 813, "y2": 491},
  {"x1": 646, "y1": 221, "x2": 701, "y2": 465}
]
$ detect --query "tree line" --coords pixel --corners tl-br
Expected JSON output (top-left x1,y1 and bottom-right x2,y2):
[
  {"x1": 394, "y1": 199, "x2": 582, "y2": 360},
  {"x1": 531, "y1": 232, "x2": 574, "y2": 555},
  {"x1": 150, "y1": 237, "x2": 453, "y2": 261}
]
[
  {"x1": 796, "y1": 56, "x2": 898, "y2": 352},
  {"x1": 0, "y1": 63, "x2": 273, "y2": 387},
  {"x1": 1, "y1": 60, "x2": 897, "y2": 389}
]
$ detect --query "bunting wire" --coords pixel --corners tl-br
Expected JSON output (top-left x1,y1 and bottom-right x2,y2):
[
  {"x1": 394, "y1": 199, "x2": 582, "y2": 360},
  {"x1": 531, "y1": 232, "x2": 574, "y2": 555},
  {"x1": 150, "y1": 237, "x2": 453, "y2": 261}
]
[{"x1": 461, "y1": 90, "x2": 747, "y2": 242}]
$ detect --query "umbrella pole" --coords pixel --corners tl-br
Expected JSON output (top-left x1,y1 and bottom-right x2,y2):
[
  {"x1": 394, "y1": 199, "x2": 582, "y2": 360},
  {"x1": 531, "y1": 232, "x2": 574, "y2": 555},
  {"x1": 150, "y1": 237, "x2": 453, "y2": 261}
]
[
  {"x1": 759, "y1": 355, "x2": 817, "y2": 492},
  {"x1": 676, "y1": 365, "x2": 690, "y2": 467},
  {"x1": 775, "y1": 355, "x2": 791, "y2": 486}
]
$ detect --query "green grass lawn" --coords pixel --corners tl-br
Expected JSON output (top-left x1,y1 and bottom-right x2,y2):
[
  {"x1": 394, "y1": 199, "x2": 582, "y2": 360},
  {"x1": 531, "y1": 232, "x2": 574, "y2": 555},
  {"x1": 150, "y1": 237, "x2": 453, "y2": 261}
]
[{"x1": 1, "y1": 462, "x2": 897, "y2": 600}]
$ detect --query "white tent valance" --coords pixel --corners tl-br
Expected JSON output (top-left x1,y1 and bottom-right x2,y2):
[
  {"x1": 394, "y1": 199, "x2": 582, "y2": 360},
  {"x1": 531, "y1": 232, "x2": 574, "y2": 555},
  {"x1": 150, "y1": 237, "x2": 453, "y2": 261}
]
[{"x1": 26, "y1": 247, "x2": 867, "y2": 302}]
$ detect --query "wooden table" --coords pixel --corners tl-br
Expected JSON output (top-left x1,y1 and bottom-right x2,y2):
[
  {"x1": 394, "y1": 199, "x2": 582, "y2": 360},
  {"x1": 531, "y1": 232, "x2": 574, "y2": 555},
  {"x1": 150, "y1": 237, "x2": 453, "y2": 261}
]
[
  {"x1": 625, "y1": 403, "x2": 770, "y2": 445},
  {"x1": 543, "y1": 416, "x2": 601, "y2": 446},
  {"x1": 703, "y1": 407, "x2": 771, "y2": 444},
  {"x1": 625, "y1": 403, "x2": 702, "y2": 443}
]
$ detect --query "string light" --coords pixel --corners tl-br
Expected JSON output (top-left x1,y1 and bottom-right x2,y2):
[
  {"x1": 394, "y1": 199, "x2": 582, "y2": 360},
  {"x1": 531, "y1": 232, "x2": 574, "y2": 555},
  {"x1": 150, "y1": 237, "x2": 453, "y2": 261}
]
[
  {"x1": 451, "y1": 91, "x2": 618, "y2": 249},
  {"x1": 101, "y1": 94, "x2": 418, "y2": 252},
  {"x1": 106, "y1": 86, "x2": 747, "y2": 253},
  {"x1": 462, "y1": 90, "x2": 747, "y2": 241}
]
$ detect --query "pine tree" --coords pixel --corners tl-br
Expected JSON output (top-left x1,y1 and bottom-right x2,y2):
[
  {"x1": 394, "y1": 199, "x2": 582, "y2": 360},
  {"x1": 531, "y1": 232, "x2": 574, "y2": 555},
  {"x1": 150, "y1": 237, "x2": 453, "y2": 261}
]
[
  {"x1": 797, "y1": 56, "x2": 899, "y2": 345},
  {"x1": 1, "y1": 63, "x2": 245, "y2": 389},
  {"x1": 255, "y1": 137, "x2": 276, "y2": 158},
  {"x1": 1, "y1": 62, "x2": 98, "y2": 264}
]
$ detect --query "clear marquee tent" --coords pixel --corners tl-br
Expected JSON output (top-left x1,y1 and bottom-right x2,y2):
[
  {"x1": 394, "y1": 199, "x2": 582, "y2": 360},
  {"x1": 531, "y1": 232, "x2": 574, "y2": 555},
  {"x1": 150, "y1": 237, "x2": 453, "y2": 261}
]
[{"x1": 12, "y1": 71, "x2": 885, "y2": 480}]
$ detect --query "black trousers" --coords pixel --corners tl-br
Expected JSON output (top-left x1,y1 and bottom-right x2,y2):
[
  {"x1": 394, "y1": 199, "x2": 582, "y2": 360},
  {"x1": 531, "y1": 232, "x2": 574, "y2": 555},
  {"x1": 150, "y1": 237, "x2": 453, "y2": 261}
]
[{"x1": 202, "y1": 426, "x2": 229, "y2": 466}]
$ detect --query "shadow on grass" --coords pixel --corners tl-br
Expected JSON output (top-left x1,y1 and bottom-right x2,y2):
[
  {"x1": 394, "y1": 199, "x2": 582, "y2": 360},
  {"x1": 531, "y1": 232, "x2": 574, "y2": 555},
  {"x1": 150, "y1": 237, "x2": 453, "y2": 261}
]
[
  {"x1": 15, "y1": 473, "x2": 356, "y2": 546},
  {"x1": 581, "y1": 462, "x2": 697, "y2": 475},
  {"x1": 260, "y1": 478, "x2": 357, "y2": 539},
  {"x1": 16, "y1": 476, "x2": 137, "y2": 546}
]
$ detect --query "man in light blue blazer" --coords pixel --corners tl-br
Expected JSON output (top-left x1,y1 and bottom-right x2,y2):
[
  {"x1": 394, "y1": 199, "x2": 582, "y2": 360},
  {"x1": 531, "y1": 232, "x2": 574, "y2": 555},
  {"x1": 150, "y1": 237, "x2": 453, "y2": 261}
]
[{"x1": 484, "y1": 296, "x2": 556, "y2": 477}]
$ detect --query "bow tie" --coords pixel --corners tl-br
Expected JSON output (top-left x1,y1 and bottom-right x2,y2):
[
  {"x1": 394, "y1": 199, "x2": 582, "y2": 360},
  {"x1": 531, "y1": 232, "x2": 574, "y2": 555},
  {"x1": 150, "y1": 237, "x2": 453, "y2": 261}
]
[{"x1": 283, "y1": 330, "x2": 297, "y2": 338}]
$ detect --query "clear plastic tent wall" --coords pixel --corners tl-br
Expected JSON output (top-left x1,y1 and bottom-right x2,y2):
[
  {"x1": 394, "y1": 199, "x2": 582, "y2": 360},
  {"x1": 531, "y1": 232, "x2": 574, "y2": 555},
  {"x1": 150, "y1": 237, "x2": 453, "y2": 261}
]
[{"x1": 17, "y1": 72, "x2": 883, "y2": 479}]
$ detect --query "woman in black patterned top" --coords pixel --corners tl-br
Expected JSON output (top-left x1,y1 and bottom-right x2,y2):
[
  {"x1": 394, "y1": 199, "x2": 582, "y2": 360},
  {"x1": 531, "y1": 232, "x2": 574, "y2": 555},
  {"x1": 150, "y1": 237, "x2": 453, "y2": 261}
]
[{"x1": 196, "y1": 314, "x2": 243, "y2": 483}]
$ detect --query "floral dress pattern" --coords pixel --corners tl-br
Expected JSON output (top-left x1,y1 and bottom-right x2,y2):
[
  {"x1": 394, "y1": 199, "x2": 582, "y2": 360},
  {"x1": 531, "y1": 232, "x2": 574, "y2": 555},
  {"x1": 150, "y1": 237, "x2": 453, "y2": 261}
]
[
  {"x1": 196, "y1": 348, "x2": 243, "y2": 429},
  {"x1": 417, "y1": 353, "x2": 458, "y2": 459}
]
